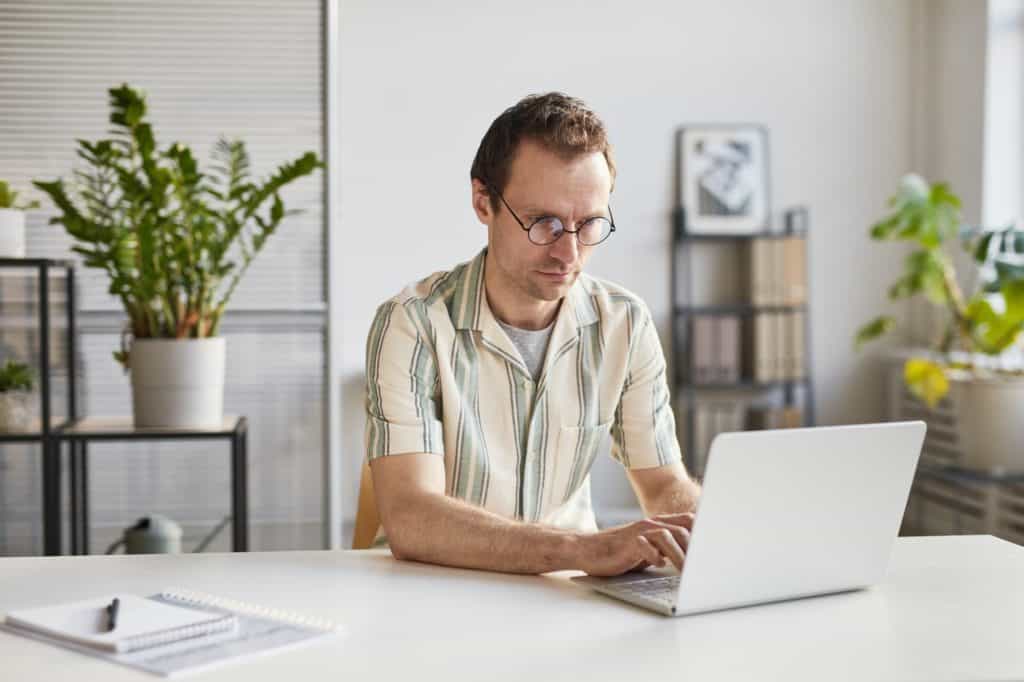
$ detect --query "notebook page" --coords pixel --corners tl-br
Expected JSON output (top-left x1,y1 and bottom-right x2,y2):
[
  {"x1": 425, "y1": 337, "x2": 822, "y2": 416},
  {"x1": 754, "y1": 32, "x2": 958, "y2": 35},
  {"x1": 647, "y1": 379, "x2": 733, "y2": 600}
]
[{"x1": 5, "y1": 595, "x2": 235, "y2": 653}]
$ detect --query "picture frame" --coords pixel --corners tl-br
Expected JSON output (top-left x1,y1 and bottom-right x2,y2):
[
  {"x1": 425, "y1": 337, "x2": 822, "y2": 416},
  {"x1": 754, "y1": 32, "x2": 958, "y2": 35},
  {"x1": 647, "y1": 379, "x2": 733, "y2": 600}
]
[{"x1": 676, "y1": 125, "x2": 771, "y2": 235}]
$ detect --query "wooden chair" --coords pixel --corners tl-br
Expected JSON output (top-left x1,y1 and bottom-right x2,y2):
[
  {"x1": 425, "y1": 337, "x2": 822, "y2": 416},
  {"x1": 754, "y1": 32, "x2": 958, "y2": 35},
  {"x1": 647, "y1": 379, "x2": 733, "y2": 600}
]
[{"x1": 351, "y1": 460, "x2": 381, "y2": 549}]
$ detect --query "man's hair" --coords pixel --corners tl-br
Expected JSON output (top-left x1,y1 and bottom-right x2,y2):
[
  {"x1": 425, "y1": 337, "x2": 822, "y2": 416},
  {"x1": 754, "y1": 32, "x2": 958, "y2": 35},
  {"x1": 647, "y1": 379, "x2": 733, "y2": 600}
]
[{"x1": 470, "y1": 92, "x2": 616, "y2": 211}]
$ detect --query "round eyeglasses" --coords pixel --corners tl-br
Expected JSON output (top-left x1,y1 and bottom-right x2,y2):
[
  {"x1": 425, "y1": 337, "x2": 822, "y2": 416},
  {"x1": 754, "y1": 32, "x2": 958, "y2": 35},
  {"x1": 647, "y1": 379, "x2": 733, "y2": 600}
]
[{"x1": 491, "y1": 188, "x2": 616, "y2": 246}]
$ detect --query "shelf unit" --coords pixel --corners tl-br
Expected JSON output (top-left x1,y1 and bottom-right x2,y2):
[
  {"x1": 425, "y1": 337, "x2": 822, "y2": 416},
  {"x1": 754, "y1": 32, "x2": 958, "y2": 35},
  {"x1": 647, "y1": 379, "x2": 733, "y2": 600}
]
[
  {"x1": 670, "y1": 208, "x2": 816, "y2": 475},
  {"x1": 0, "y1": 258, "x2": 79, "y2": 556},
  {"x1": 0, "y1": 259, "x2": 250, "y2": 557},
  {"x1": 55, "y1": 416, "x2": 250, "y2": 554}
]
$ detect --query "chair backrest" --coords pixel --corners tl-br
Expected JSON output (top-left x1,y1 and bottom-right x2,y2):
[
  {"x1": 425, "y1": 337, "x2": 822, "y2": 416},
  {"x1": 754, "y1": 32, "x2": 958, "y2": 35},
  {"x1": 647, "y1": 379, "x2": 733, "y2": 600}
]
[{"x1": 351, "y1": 460, "x2": 380, "y2": 549}]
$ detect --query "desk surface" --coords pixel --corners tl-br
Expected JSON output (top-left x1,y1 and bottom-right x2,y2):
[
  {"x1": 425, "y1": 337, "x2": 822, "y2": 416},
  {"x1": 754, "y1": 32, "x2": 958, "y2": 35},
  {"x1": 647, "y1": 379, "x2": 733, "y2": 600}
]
[{"x1": 1, "y1": 535, "x2": 1021, "y2": 681}]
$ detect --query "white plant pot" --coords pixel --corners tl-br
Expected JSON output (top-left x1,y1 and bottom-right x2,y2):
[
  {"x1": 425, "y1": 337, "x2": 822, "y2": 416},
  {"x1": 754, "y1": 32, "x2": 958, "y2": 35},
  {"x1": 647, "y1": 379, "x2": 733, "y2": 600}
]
[
  {"x1": 0, "y1": 208, "x2": 26, "y2": 258},
  {"x1": 130, "y1": 337, "x2": 226, "y2": 429},
  {"x1": 949, "y1": 372, "x2": 1024, "y2": 473},
  {"x1": 0, "y1": 391, "x2": 33, "y2": 432}
]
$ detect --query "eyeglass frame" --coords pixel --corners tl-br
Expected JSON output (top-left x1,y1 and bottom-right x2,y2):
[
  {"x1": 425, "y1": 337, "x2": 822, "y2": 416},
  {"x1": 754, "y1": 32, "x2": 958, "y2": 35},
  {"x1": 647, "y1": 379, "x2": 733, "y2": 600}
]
[{"x1": 488, "y1": 185, "x2": 616, "y2": 246}]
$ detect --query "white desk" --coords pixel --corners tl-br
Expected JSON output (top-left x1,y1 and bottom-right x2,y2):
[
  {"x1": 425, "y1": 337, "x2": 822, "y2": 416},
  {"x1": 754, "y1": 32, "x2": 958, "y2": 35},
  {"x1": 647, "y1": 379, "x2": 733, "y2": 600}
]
[{"x1": 1, "y1": 535, "x2": 1022, "y2": 681}]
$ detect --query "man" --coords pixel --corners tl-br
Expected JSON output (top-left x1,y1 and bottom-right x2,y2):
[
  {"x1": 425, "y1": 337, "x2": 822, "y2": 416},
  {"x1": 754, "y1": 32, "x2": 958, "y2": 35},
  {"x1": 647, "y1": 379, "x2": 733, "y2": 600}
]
[{"x1": 365, "y1": 92, "x2": 701, "y2": 576}]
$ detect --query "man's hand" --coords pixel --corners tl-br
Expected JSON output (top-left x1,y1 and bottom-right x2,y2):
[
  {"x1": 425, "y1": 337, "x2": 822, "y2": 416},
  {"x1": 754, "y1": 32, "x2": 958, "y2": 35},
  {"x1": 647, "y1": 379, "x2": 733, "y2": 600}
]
[{"x1": 577, "y1": 513, "x2": 695, "y2": 577}]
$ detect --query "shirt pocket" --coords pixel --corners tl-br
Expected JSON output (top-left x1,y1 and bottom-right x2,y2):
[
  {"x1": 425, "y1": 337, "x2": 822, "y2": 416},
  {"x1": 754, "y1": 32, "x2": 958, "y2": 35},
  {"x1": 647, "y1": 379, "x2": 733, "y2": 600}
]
[{"x1": 548, "y1": 420, "x2": 613, "y2": 510}]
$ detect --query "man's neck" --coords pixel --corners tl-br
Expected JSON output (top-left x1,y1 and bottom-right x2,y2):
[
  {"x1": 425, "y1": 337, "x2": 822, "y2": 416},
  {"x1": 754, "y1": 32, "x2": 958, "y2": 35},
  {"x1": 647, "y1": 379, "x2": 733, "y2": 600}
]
[{"x1": 484, "y1": 251, "x2": 561, "y2": 331}]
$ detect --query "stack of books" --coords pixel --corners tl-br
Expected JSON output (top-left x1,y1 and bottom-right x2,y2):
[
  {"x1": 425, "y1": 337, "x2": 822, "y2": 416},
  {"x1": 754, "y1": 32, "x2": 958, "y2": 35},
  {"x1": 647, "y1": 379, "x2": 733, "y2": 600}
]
[
  {"x1": 747, "y1": 234, "x2": 808, "y2": 383},
  {"x1": 748, "y1": 235, "x2": 806, "y2": 306},
  {"x1": 686, "y1": 401, "x2": 747, "y2": 477},
  {"x1": 688, "y1": 235, "x2": 808, "y2": 386},
  {"x1": 748, "y1": 405, "x2": 804, "y2": 430},
  {"x1": 683, "y1": 402, "x2": 806, "y2": 476},
  {"x1": 747, "y1": 311, "x2": 806, "y2": 382},
  {"x1": 690, "y1": 316, "x2": 741, "y2": 384}
]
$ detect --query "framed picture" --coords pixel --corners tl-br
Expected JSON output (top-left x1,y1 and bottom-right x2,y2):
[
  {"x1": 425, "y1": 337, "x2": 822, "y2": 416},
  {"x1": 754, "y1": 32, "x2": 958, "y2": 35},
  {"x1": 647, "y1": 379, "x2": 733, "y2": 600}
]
[{"x1": 677, "y1": 125, "x2": 770, "y2": 235}]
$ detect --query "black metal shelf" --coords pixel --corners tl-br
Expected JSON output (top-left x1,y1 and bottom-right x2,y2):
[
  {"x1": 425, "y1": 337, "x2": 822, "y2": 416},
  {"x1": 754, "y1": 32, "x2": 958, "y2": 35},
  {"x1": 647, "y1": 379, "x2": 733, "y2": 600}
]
[
  {"x1": 0, "y1": 258, "x2": 78, "y2": 556},
  {"x1": 676, "y1": 303, "x2": 807, "y2": 316},
  {"x1": 917, "y1": 463, "x2": 1024, "y2": 484},
  {"x1": 0, "y1": 419, "x2": 75, "y2": 444},
  {"x1": 2, "y1": 259, "x2": 254, "y2": 557},
  {"x1": 670, "y1": 206, "x2": 816, "y2": 475},
  {"x1": 0, "y1": 257, "x2": 75, "y2": 268},
  {"x1": 682, "y1": 378, "x2": 812, "y2": 391},
  {"x1": 54, "y1": 416, "x2": 250, "y2": 555},
  {"x1": 672, "y1": 208, "x2": 809, "y2": 241}
]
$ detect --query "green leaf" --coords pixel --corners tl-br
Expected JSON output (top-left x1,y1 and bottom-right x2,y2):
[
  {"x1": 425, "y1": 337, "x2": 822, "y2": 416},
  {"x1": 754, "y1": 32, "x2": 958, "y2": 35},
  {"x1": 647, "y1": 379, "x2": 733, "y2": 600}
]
[
  {"x1": 854, "y1": 315, "x2": 895, "y2": 349},
  {"x1": 0, "y1": 180, "x2": 40, "y2": 210},
  {"x1": 930, "y1": 182, "x2": 962, "y2": 209},
  {"x1": 904, "y1": 358, "x2": 949, "y2": 408},
  {"x1": 964, "y1": 297, "x2": 998, "y2": 326},
  {"x1": 994, "y1": 255, "x2": 1024, "y2": 283},
  {"x1": 973, "y1": 230, "x2": 996, "y2": 263},
  {"x1": 1004, "y1": 279, "x2": 1024, "y2": 319},
  {"x1": 0, "y1": 360, "x2": 34, "y2": 392},
  {"x1": 270, "y1": 193, "x2": 284, "y2": 223},
  {"x1": 870, "y1": 216, "x2": 899, "y2": 240},
  {"x1": 888, "y1": 273, "x2": 921, "y2": 300}
]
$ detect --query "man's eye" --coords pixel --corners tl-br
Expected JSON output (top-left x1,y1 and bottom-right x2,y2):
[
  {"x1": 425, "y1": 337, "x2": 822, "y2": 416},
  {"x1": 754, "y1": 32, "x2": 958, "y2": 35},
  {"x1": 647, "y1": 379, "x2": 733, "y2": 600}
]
[{"x1": 532, "y1": 217, "x2": 562, "y2": 230}]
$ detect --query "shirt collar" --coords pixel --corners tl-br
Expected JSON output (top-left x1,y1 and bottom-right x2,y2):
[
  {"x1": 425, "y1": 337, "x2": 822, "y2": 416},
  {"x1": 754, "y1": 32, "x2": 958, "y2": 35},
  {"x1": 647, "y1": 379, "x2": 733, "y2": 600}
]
[{"x1": 451, "y1": 248, "x2": 599, "y2": 333}]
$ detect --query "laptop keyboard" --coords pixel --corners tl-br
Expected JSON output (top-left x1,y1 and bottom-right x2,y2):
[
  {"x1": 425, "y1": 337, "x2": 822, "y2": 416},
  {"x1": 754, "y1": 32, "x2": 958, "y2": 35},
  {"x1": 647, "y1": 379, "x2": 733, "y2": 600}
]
[{"x1": 611, "y1": 575, "x2": 680, "y2": 599}]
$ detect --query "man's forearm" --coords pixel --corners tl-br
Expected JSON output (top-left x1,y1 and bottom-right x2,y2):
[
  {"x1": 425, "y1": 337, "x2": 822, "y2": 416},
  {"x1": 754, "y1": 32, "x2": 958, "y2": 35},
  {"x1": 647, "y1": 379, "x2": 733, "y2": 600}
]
[
  {"x1": 384, "y1": 491, "x2": 584, "y2": 574},
  {"x1": 642, "y1": 476, "x2": 702, "y2": 517}
]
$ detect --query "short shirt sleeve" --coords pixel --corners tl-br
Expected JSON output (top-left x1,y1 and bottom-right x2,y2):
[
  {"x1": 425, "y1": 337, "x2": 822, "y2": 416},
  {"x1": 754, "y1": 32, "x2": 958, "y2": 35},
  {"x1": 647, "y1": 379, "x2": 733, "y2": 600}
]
[
  {"x1": 364, "y1": 299, "x2": 444, "y2": 460},
  {"x1": 610, "y1": 305, "x2": 684, "y2": 469}
]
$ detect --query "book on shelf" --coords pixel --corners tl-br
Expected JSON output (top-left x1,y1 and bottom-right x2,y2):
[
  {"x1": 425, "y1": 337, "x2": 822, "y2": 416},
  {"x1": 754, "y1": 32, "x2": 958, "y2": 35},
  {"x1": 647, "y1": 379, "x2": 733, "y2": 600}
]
[
  {"x1": 689, "y1": 400, "x2": 747, "y2": 475},
  {"x1": 748, "y1": 312, "x2": 775, "y2": 383},
  {"x1": 749, "y1": 238, "x2": 772, "y2": 306},
  {"x1": 715, "y1": 316, "x2": 741, "y2": 383},
  {"x1": 746, "y1": 235, "x2": 807, "y2": 306},
  {"x1": 782, "y1": 236, "x2": 807, "y2": 305},
  {"x1": 748, "y1": 405, "x2": 803, "y2": 430},
  {"x1": 745, "y1": 311, "x2": 806, "y2": 383},
  {"x1": 691, "y1": 316, "x2": 742, "y2": 385},
  {"x1": 786, "y1": 310, "x2": 806, "y2": 379},
  {"x1": 690, "y1": 316, "x2": 716, "y2": 384}
]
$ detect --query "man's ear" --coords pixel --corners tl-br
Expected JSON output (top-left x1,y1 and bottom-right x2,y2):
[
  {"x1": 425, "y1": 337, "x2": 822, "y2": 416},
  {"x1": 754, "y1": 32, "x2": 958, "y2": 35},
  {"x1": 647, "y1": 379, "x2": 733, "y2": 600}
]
[{"x1": 471, "y1": 179, "x2": 494, "y2": 225}]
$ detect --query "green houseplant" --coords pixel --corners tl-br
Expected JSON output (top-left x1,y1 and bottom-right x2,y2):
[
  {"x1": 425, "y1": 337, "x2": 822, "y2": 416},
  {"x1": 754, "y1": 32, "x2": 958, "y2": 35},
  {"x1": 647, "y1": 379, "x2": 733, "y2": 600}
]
[
  {"x1": 855, "y1": 173, "x2": 1024, "y2": 471},
  {"x1": 33, "y1": 84, "x2": 322, "y2": 427},
  {"x1": 0, "y1": 360, "x2": 34, "y2": 432},
  {"x1": 0, "y1": 181, "x2": 40, "y2": 258}
]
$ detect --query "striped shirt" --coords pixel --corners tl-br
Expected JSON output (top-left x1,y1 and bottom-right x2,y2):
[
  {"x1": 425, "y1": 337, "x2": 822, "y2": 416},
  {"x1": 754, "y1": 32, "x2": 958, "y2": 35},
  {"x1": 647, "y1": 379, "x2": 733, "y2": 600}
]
[{"x1": 365, "y1": 248, "x2": 682, "y2": 532}]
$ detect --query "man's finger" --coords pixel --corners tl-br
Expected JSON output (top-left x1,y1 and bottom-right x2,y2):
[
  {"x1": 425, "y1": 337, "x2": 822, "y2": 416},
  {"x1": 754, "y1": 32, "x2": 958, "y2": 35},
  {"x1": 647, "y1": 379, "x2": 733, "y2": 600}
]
[
  {"x1": 645, "y1": 520, "x2": 692, "y2": 550},
  {"x1": 643, "y1": 528, "x2": 685, "y2": 571},
  {"x1": 636, "y1": 535, "x2": 665, "y2": 568},
  {"x1": 652, "y1": 512, "x2": 696, "y2": 530}
]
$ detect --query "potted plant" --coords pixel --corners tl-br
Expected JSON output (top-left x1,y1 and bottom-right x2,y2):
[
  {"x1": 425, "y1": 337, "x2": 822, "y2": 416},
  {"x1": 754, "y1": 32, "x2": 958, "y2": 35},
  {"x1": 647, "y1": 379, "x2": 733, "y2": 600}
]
[
  {"x1": 856, "y1": 174, "x2": 1024, "y2": 472},
  {"x1": 0, "y1": 360, "x2": 34, "y2": 432},
  {"x1": 0, "y1": 181, "x2": 40, "y2": 258},
  {"x1": 33, "y1": 84, "x2": 322, "y2": 428}
]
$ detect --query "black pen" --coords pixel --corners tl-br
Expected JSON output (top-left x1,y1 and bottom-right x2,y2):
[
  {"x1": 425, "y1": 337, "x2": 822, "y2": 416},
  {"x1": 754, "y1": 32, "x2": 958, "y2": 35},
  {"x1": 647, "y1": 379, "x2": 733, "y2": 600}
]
[{"x1": 105, "y1": 598, "x2": 120, "y2": 632}]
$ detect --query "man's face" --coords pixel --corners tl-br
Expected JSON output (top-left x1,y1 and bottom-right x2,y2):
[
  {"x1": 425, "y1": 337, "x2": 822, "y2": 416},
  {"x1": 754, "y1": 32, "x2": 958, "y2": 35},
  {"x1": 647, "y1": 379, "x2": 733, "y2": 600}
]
[{"x1": 473, "y1": 138, "x2": 613, "y2": 303}]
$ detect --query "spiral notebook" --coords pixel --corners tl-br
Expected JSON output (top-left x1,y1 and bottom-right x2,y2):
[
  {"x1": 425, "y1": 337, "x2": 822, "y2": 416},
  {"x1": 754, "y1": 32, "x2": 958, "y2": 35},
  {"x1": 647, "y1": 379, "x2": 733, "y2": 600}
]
[{"x1": 3, "y1": 590, "x2": 341, "y2": 677}]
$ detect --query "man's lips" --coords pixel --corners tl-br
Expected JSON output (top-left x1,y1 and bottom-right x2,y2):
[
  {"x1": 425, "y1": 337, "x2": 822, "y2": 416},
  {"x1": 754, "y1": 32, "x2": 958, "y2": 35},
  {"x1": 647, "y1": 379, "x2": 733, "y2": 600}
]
[{"x1": 537, "y1": 270, "x2": 573, "y2": 280}]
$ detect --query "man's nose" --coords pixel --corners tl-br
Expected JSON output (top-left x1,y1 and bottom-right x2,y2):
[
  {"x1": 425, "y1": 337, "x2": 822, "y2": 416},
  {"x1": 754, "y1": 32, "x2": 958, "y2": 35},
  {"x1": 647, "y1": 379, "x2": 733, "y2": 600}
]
[{"x1": 549, "y1": 232, "x2": 578, "y2": 266}]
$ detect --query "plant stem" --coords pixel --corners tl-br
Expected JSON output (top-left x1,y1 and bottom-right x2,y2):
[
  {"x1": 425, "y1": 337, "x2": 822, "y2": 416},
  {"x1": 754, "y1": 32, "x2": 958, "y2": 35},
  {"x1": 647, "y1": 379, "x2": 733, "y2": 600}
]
[{"x1": 940, "y1": 257, "x2": 974, "y2": 352}]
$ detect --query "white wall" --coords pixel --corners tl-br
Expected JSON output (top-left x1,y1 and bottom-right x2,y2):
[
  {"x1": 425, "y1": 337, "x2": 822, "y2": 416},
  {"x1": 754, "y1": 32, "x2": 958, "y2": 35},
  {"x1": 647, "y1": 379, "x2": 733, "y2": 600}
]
[
  {"x1": 336, "y1": 0, "x2": 920, "y2": 535},
  {"x1": 907, "y1": 0, "x2": 989, "y2": 343}
]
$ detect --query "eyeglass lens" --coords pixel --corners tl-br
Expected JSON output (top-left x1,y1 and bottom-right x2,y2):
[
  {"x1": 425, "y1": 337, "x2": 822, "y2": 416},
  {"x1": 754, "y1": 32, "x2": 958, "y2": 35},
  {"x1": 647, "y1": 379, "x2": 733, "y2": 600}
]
[{"x1": 528, "y1": 217, "x2": 612, "y2": 245}]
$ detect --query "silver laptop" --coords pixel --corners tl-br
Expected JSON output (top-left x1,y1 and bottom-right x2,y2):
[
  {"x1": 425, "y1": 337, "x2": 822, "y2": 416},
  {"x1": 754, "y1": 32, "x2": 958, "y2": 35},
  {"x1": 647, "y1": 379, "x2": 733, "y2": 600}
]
[{"x1": 573, "y1": 421, "x2": 926, "y2": 616}]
